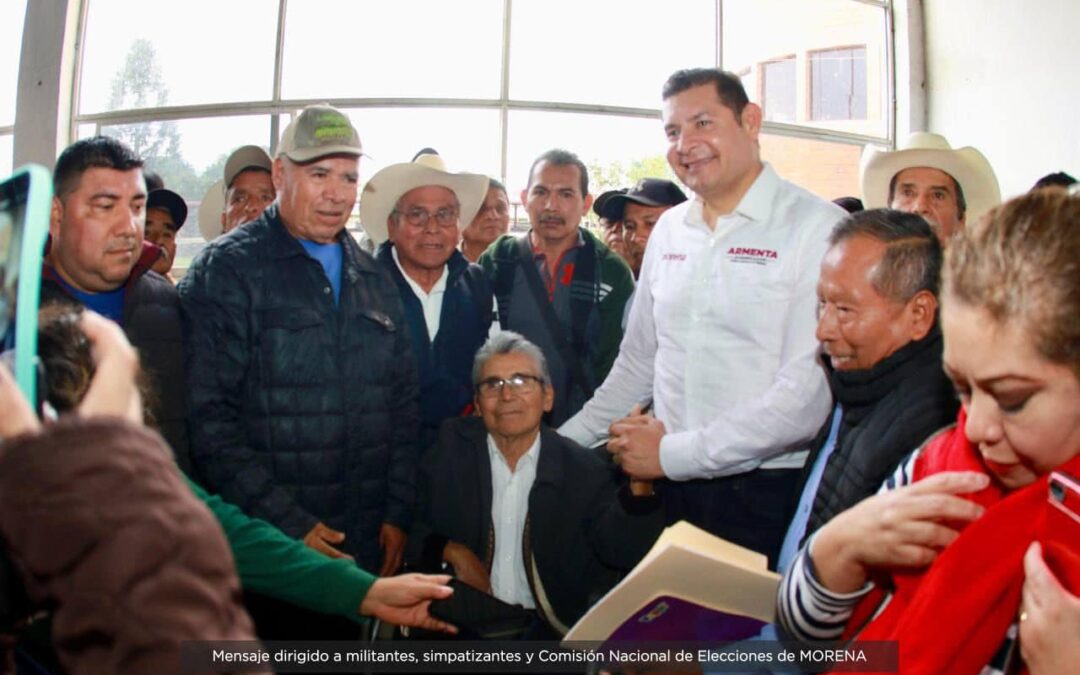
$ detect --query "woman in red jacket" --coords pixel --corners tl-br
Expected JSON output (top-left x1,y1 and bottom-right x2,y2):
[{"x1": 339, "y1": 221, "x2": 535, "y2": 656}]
[{"x1": 778, "y1": 188, "x2": 1080, "y2": 675}]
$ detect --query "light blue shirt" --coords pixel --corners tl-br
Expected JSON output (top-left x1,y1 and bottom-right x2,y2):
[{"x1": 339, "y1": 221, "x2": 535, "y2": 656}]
[
  {"x1": 776, "y1": 404, "x2": 843, "y2": 574},
  {"x1": 298, "y1": 239, "x2": 343, "y2": 306}
]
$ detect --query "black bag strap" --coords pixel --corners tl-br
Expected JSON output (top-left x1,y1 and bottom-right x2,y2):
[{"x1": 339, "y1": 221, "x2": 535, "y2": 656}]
[{"x1": 515, "y1": 236, "x2": 595, "y2": 399}]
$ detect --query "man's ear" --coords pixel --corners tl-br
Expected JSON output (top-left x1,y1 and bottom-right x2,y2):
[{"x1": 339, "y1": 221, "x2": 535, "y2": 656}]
[
  {"x1": 906, "y1": 290, "x2": 938, "y2": 341},
  {"x1": 582, "y1": 193, "x2": 594, "y2": 213},
  {"x1": 542, "y1": 383, "x2": 554, "y2": 413},
  {"x1": 741, "y1": 102, "x2": 763, "y2": 141},
  {"x1": 49, "y1": 196, "x2": 63, "y2": 241},
  {"x1": 271, "y1": 157, "x2": 286, "y2": 192}
]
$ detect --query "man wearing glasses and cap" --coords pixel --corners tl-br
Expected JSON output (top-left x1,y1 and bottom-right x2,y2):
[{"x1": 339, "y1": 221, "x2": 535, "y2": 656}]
[
  {"x1": 360, "y1": 150, "x2": 495, "y2": 452},
  {"x1": 180, "y1": 105, "x2": 420, "y2": 638}
]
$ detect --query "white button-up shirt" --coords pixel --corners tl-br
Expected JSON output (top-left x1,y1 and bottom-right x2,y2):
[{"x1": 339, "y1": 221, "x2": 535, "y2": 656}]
[
  {"x1": 487, "y1": 432, "x2": 540, "y2": 608},
  {"x1": 391, "y1": 246, "x2": 449, "y2": 342},
  {"x1": 560, "y1": 164, "x2": 842, "y2": 479}
]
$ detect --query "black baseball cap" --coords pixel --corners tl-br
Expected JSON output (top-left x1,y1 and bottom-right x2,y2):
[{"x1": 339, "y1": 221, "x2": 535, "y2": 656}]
[
  {"x1": 593, "y1": 188, "x2": 628, "y2": 220},
  {"x1": 146, "y1": 189, "x2": 188, "y2": 230},
  {"x1": 597, "y1": 179, "x2": 687, "y2": 221}
]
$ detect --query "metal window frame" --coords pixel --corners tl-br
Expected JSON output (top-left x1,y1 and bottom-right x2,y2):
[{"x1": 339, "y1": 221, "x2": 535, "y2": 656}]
[{"x1": 67, "y1": 0, "x2": 895, "y2": 181}]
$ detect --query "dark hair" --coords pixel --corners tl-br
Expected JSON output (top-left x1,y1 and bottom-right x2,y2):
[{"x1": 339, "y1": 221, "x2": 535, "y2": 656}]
[
  {"x1": 526, "y1": 149, "x2": 588, "y2": 197},
  {"x1": 488, "y1": 177, "x2": 507, "y2": 196},
  {"x1": 828, "y1": 208, "x2": 943, "y2": 301},
  {"x1": 37, "y1": 302, "x2": 158, "y2": 426},
  {"x1": 944, "y1": 188, "x2": 1080, "y2": 379},
  {"x1": 144, "y1": 170, "x2": 164, "y2": 192},
  {"x1": 662, "y1": 68, "x2": 750, "y2": 121},
  {"x1": 1031, "y1": 171, "x2": 1077, "y2": 192},
  {"x1": 833, "y1": 196, "x2": 864, "y2": 214},
  {"x1": 53, "y1": 136, "x2": 143, "y2": 199},
  {"x1": 887, "y1": 169, "x2": 968, "y2": 220}
]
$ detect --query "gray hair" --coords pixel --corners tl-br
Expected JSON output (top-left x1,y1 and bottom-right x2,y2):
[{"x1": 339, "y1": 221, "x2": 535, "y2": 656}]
[{"x1": 471, "y1": 331, "x2": 551, "y2": 386}]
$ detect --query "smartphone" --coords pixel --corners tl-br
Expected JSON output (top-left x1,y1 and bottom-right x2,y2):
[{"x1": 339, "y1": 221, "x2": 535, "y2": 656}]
[
  {"x1": 428, "y1": 578, "x2": 534, "y2": 639},
  {"x1": 0, "y1": 165, "x2": 52, "y2": 403},
  {"x1": 1047, "y1": 471, "x2": 1080, "y2": 532}
]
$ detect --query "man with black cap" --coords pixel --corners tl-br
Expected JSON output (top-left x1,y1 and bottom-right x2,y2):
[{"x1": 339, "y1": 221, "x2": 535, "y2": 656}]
[
  {"x1": 596, "y1": 178, "x2": 686, "y2": 277},
  {"x1": 593, "y1": 188, "x2": 630, "y2": 265},
  {"x1": 145, "y1": 187, "x2": 186, "y2": 282},
  {"x1": 180, "y1": 105, "x2": 420, "y2": 637}
]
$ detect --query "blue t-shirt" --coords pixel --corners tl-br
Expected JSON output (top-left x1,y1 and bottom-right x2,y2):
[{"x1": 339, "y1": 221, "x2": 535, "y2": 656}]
[
  {"x1": 298, "y1": 239, "x2": 343, "y2": 306},
  {"x1": 53, "y1": 274, "x2": 125, "y2": 323}
]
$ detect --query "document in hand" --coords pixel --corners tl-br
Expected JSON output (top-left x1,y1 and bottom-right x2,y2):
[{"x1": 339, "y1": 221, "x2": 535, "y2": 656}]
[{"x1": 563, "y1": 521, "x2": 780, "y2": 643}]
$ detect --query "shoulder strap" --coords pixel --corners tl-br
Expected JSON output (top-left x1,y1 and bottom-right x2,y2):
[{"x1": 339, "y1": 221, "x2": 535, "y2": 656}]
[{"x1": 514, "y1": 236, "x2": 594, "y2": 399}]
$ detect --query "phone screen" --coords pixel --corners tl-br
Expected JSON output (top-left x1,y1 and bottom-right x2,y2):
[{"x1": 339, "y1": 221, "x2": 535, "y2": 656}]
[{"x1": 0, "y1": 165, "x2": 52, "y2": 403}]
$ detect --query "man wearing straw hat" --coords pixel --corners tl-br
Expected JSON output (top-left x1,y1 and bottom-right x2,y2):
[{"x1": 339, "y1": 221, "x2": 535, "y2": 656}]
[
  {"x1": 360, "y1": 150, "x2": 495, "y2": 451},
  {"x1": 180, "y1": 106, "x2": 420, "y2": 637},
  {"x1": 860, "y1": 131, "x2": 1001, "y2": 243}
]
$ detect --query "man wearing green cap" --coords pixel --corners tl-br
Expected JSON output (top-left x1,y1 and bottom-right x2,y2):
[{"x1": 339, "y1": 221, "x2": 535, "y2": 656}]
[{"x1": 179, "y1": 105, "x2": 420, "y2": 638}]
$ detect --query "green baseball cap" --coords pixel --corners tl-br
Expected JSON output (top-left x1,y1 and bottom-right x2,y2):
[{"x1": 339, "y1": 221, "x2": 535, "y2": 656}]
[{"x1": 277, "y1": 105, "x2": 364, "y2": 162}]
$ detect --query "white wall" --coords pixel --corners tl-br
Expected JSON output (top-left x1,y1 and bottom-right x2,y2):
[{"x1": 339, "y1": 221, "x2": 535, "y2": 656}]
[{"x1": 923, "y1": 0, "x2": 1080, "y2": 199}]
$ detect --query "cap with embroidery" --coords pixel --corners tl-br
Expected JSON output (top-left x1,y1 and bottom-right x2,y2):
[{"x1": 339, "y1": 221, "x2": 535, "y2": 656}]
[{"x1": 277, "y1": 105, "x2": 363, "y2": 162}]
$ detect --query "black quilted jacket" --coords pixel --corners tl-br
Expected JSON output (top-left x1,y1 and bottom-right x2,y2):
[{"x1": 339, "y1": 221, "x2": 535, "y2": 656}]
[{"x1": 179, "y1": 205, "x2": 420, "y2": 570}]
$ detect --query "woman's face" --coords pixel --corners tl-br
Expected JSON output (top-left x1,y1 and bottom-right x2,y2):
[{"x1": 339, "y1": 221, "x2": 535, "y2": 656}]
[{"x1": 942, "y1": 298, "x2": 1080, "y2": 489}]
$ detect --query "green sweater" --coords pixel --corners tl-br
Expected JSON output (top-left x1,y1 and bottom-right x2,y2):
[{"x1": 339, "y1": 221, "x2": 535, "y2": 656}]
[{"x1": 186, "y1": 477, "x2": 376, "y2": 622}]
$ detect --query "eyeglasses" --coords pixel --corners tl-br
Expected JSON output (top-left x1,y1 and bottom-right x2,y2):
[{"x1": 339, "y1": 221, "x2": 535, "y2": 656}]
[
  {"x1": 394, "y1": 206, "x2": 459, "y2": 229},
  {"x1": 476, "y1": 373, "x2": 545, "y2": 398}
]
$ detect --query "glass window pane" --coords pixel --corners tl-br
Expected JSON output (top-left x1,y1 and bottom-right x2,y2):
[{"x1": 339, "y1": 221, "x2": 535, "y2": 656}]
[
  {"x1": 810, "y1": 46, "x2": 867, "y2": 120},
  {"x1": 1, "y1": 0, "x2": 28, "y2": 126},
  {"x1": 282, "y1": 0, "x2": 503, "y2": 100},
  {"x1": 79, "y1": 0, "x2": 277, "y2": 114},
  {"x1": 340, "y1": 107, "x2": 502, "y2": 183},
  {"x1": 761, "y1": 57, "x2": 796, "y2": 123},
  {"x1": 506, "y1": 111, "x2": 674, "y2": 204},
  {"x1": 761, "y1": 133, "x2": 861, "y2": 201},
  {"x1": 101, "y1": 115, "x2": 272, "y2": 271},
  {"x1": 723, "y1": 0, "x2": 887, "y2": 138},
  {"x1": 510, "y1": 0, "x2": 715, "y2": 109},
  {"x1": 0, "y1": 135, "x2": 13, "y2": 178}
]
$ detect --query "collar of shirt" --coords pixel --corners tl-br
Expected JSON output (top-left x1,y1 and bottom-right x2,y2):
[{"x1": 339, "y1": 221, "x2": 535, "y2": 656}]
[
  {"x1": 391, "y1": 245, "x2": 449, "y2": 298},
  {"x1": 686, "y1": 162, "x2": 781, "y2": 232},
  {"x1": 486, "y1": 431, "x2": 541, "y2": 474},
  {"x1": 391, "y1": 245, "x2": 448, "y2": 341},
  {"x1": 528, "y1": 227, "x2": 585, "y2": 258}
]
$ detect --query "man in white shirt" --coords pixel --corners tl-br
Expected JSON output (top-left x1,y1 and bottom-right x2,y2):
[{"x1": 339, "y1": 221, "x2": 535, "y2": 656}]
[
  {"x1": 408, "y1": 332, "x2": 663, "y2": 637},
  {"x1": 359, "y1": 150, "x2": 494, "y2": 451},
  {"x1": 560, "y1": 68, "x2": 846, "y2": 566}
]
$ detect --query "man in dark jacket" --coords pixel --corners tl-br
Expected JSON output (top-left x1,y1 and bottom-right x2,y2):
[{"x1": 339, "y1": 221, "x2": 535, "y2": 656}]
[
  {"x1": 41, "y1": 136, "x2": 191, "y2": 474},
  {"x1": 408, "y1": 331, "x2": 663, "y2": 637},
  {"x1": 479, "y1": 149, "x2": 634, "y2": 427},
  {"x1": 775, "y1": 209, "x2": 959, "y2": 573},
  {"x1": 179, "y1": 106, "x2": 419, "y2": 629},
  {"x1": 359, "y1": 150, "x2": 494, "y2": 452}
]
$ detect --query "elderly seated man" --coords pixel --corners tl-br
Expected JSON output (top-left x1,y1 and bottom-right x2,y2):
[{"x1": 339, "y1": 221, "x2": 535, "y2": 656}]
[{"x1": 407, "y1": 331, "x2": 664, "y2": 639}]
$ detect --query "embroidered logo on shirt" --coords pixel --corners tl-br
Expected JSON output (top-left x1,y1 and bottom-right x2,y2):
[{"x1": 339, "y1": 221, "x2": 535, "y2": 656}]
[
  {"x1": 726, "y1": 246, "x2": 779, "y2": 265},
  {"x1": 662, "y1": 253, "x2": 687, "y2": 261}
]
